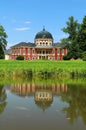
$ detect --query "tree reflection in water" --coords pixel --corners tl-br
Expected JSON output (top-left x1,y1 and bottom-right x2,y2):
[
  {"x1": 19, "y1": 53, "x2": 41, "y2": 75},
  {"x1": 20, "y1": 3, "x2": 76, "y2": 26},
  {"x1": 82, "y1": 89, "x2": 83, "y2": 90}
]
[
  {"x1": 0, "y1": 85, "x2": 7, "y2": 114},
  {"x1": 61, "y1": 84, "x2": 86, "y2": 125}
]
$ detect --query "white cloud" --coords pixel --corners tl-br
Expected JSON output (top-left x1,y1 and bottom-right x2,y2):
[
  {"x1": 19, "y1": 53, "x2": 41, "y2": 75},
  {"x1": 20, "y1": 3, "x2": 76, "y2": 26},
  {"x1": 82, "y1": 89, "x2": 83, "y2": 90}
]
[
  {"x1": 25, "y1": 21, "x2": 31, "y2": 24},
  {"x1": 15, "y1": 27, "x2": 30, "y2": 31}
]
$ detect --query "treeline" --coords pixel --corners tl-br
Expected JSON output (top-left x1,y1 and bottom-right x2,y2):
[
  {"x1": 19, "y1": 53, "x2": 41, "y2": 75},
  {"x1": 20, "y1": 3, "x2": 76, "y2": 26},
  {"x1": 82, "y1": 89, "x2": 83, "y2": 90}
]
[{"x1": 61, "y1": 16, "x2": 86, "y2": 60}]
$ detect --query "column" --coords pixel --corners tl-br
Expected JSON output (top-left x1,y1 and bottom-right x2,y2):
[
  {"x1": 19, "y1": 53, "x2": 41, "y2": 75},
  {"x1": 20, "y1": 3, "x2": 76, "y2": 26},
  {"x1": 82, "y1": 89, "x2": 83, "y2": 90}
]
[
  {"x1": 64, "y1": 48, "x2": 67, "y2": 55},
  {"x1": 21, "y1": 48, "x2": 23, "y2": 55},
  {"x1": 55, "y1": 48, "x2": 57, "y2": 60},
  {"x1": 25, "y1": 48, "x2": 28, "y2": 60}
]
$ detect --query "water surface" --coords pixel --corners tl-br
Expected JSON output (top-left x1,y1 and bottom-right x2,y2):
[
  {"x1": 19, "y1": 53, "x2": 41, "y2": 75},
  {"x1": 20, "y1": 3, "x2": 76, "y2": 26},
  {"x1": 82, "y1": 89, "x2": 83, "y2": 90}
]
[{"x1": 0, "y1": 80, "x2": 86, "y2": 130}]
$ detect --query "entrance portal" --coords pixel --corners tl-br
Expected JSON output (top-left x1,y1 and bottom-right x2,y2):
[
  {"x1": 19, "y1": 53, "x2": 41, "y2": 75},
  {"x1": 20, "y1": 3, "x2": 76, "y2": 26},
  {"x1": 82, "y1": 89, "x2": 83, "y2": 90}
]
[
  {"x1": 42, "y1": 56, "x2": 48, "y2": 60},
  {"x1": 42, "y1": 56, "x2": 45, "y2": 60}
]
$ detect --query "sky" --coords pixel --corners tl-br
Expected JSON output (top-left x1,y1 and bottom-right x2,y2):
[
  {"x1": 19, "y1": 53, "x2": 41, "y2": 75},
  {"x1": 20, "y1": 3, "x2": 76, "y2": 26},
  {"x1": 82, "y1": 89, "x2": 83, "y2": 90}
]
[{"x1": 0, "y1": 0, "x2": 86, "y2": 48}]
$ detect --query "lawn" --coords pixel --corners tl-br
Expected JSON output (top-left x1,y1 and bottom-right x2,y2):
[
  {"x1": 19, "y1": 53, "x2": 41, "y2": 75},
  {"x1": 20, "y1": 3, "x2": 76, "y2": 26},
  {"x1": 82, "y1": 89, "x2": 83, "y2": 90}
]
[{"x1": 0, "y1": 60, "x2": 86, "y2": 78}]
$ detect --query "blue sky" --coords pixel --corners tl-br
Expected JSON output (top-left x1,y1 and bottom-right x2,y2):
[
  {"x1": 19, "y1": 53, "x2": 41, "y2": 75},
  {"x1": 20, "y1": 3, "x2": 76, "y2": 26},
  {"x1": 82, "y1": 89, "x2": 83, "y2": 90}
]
[{"x1": 0, "y1": 0, "x2": 86, "y2": 48}]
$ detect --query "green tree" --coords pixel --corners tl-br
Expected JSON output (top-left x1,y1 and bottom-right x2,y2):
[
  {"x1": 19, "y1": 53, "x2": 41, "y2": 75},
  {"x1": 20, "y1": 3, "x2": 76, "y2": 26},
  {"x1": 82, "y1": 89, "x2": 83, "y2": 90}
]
[
  {"x1": 0, "y1": 25, "x2": 8, "y2": 59},
  {"x1": 0, "y1": 45, "x2": 4, "y2": 59},
  {"x1": 62, "y1": 16, "x2": 80, "y2": 41},
  {"x1": 78, "y1": 16, "x2": 86, "y2": 52},
  {"x1": 61, "y1": 16, "x2": 80, "y2": 59}
]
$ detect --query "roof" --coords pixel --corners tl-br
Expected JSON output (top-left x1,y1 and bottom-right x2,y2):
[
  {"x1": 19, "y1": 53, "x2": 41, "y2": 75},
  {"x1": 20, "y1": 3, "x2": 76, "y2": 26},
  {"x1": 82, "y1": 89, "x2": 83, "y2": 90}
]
[
  {"x1": 5, "y1": 49, "x2": 12, "y2": 54},
  {"x1": 11, "y1": 42, "x2": 62, "y2": 48},
  {"x1": 11, "y1": 42, "x2": 35, "y2": 48},
  {"x1": 35, "y1": 27, "x2": 53, "y2": 39},
  {"x1": 53, "y1": 42, "x2": 63, "y2": 48},
  {"x1": 35, "y1": 100, "x2": 53, "y2": 110}
]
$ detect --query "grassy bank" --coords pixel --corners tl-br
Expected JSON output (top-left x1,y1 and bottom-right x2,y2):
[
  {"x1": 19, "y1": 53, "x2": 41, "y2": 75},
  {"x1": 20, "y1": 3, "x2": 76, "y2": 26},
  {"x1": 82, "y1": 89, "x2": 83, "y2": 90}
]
[{"x1": 0, "y1": 60, "x2": 86, "y2": 79}]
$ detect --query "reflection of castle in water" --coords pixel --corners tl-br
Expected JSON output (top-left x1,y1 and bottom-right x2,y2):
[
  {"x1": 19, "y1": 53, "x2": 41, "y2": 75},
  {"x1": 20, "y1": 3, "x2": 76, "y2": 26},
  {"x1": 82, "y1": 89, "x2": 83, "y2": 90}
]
[{"x1": 10, "y1": 83, "x2": 67, "y2": 110}]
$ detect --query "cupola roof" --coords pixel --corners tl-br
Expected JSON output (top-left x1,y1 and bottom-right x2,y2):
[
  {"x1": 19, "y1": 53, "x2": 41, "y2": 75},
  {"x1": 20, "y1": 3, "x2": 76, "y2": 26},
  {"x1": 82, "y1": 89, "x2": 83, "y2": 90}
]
[{"x1": 35, "y1": 27, "x2": 53, "y2": 39}]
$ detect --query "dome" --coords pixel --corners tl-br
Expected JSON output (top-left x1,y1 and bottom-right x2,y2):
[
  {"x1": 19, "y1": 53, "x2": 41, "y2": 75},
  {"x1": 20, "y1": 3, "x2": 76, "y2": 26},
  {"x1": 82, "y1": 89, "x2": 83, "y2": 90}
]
[
  {"x1": 35, "y1": 100, "x2": 53, "y2": 111},
  {"x1": 35, "y1": 27, "x2": 53, "y2": 39}
]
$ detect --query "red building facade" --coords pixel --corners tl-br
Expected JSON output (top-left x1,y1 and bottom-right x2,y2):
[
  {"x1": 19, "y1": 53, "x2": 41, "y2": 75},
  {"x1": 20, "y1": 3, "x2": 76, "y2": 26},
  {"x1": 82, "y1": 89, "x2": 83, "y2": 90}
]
[{"x1": 6, "y1": 28, "x2": 67, "y2": 60}]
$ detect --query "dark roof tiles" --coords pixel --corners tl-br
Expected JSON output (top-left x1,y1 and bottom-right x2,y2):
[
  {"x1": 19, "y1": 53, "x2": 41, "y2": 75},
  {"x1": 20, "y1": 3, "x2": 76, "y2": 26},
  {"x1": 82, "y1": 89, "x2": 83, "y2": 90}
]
[
  {"x1": 11, "y1": 42, "x2": 35, "y2": 48},
  {"x1": 35, "y1": 28, "x2": 53, "y2": 39}
]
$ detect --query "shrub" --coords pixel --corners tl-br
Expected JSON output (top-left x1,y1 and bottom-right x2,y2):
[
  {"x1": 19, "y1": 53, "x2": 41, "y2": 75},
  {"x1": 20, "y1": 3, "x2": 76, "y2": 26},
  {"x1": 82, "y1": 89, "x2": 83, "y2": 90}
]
[
  {"x1": 63, "y1": 54, "x2": 71, "y2": 60},
  {"x1": 16, "y1": 55, "x2": 24, "y2": 60}
]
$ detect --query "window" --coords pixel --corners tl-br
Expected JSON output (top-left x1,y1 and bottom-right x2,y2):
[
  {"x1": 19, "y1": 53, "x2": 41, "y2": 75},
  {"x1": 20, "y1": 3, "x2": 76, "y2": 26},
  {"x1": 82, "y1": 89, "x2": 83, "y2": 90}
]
[
  {"x1": 46, "y1": 50, "x2": 50, "y2": 54},
  {"x1": 40, "y1": 42, "x2": 42, "y2": 45},
  {"x1": 28, "y1": 49, "x2": 30, "y2": 54},
  {"x1": 12, "y1": 49, "x2": 14, "y2": 54},
  {"x1": 22, "y1": 48, "x2": 25, "y2": 54},
  {"x1": 62, "y1": 49, "x2": 64, "y2": 54},
  {"x1": 43, "y1": 51, "x2": 45, "y2": 54},
  {"x1": 58, "y1": 49, "x2": 60, "y2": 54},
  {"x1": 33, "y1": 50, "x2": 34, "y2": 54},
  {"x1": 46, "y1": 42, "x2": 48, "y2": 46},
  {"x1": 43, "y1": 42, "x2": 45, "y2": 45},
  {"x1": 18, "y1": 48, "x2": 20, "y2": 54}
]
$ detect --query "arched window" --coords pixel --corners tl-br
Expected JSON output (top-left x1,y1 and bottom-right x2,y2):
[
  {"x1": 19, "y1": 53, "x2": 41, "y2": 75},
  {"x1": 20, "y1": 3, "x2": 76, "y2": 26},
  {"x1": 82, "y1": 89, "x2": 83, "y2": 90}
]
[
  {"x1": 43, "y1": 51, "x2": 45, "y2": 54},
  {"x1": 46, "y1": 42, "x2": 48, "y2": 46},
  {"x1": 43, "y1": 42, "x2": 45, "y2": 45}
]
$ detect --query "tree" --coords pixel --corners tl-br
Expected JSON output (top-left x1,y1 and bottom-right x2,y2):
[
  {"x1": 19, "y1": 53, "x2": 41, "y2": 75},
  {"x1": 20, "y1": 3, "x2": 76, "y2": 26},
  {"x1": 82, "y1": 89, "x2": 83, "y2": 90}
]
[
  {"x1": 0, "y1": 25, "x2": 8, "y2": 59},
  {"x1": 78, "y1": 16, "x2": 86, "y2": 52},
  {"x1": 0, "y1": 45, "x2": 4, "y2": 59},
  {"x1": 62, "y1": 16, "x2": 80, "y2": 41},
  {"x1": 82, "y1": 51, "x2": 86, "y2": 61},
  {"x1": 61, "y1": 16, "x2": 80, "y2": 59}
]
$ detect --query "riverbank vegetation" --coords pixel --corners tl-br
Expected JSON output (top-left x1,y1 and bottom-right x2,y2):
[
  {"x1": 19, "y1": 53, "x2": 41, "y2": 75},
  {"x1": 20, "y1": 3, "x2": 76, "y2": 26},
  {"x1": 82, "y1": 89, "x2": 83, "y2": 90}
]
[{"x1": 0, "y1": 60, "x2": 86, "y2": 79}]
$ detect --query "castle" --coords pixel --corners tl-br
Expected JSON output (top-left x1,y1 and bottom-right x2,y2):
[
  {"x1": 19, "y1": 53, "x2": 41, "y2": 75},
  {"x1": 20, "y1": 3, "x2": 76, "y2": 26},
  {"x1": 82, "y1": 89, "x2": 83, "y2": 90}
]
[{"x1": 5, "y1": 27, "x2": 67, "y2": 60}]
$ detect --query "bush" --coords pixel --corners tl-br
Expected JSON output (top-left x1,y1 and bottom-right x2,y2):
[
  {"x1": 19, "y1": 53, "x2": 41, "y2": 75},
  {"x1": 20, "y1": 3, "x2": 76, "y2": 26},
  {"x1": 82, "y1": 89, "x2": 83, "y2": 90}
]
[
  {"x1": 63, "y1": 54, "x2": 71, "y2": 60},
  {"x1": 16, "y1": 55, "x2": 24, "y2": 60},
  {"x1": 82, "y1": 51, "x2": 86, "y2": 61}
]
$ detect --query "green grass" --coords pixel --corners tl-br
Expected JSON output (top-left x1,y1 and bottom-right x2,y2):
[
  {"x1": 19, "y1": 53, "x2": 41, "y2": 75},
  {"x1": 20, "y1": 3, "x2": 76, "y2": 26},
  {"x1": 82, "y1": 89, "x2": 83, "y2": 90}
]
[{"x1": 0, "y1": 60, "x2": 86, "y2": 78}]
